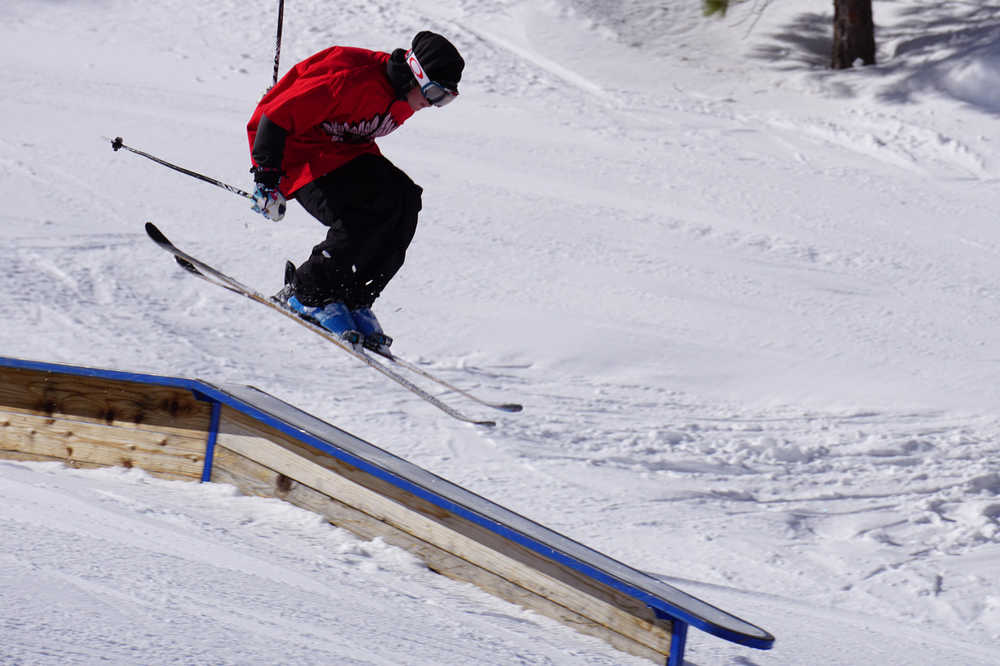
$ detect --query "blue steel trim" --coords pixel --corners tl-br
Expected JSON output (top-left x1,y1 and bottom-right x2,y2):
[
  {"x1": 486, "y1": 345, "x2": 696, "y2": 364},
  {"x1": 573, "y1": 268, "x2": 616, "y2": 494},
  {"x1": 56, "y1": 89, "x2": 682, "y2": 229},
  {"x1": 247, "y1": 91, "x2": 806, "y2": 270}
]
[
  {"x1": 668, "y1": 620, "x2": 688, "y2": 665},
  {"x1": 205, "y1": 388, "x2": 774, "y2": 650},
  {"x1": 0, "y1": 356, "x2": 205, "y2": 392},
  {"x1": 200, "y1": 401, "x2": 221, "y2": 483},
  {"x1": 651, "y1": 605, "x2": 689, "y2": 665},
  {"x1": 0, "y1": 356, "x2": 774, "y2": 651}
]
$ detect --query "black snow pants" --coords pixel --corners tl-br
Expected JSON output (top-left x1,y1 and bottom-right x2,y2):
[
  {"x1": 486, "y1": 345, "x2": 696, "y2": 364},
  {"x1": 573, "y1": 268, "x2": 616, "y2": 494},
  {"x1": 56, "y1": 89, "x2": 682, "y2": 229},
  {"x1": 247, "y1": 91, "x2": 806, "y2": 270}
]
[{"x1": 291, "y1": 153, "x2": 423, "y2": 310}]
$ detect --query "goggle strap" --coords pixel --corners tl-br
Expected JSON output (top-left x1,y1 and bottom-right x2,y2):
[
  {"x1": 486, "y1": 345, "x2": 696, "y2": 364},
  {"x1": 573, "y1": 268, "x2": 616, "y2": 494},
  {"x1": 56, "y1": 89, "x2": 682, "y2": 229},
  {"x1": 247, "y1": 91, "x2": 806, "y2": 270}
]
[{"x1": 406, "y1": 49, "x2": 458, "y2": 107}]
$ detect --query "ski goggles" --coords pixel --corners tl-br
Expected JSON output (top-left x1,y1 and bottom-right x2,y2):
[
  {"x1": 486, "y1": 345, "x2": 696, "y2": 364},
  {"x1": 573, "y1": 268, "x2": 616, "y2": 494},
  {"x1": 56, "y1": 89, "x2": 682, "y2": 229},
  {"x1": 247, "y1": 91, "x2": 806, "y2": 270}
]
[{"x1": 405, "y1": 49, "x2": 459, "y2": 107}]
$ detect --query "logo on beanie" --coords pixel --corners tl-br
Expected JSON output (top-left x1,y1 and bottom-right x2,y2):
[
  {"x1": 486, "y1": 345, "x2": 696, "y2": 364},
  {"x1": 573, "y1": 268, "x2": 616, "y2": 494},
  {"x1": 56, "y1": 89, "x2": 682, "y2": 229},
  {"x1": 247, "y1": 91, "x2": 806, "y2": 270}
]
[
  {"x1": 406, "y1": 50, "x2": 428, "y2": 84},
  {"x1": 321, "y1": 112, "x2": 400, "y2": 144}
]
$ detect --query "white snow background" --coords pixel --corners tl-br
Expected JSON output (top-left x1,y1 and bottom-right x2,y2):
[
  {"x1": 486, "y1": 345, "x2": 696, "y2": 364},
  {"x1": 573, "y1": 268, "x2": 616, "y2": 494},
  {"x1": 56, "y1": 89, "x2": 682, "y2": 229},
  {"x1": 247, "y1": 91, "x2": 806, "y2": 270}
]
[{"x1": 2, "y1": 0, "x2": 1000, "y2": 664}]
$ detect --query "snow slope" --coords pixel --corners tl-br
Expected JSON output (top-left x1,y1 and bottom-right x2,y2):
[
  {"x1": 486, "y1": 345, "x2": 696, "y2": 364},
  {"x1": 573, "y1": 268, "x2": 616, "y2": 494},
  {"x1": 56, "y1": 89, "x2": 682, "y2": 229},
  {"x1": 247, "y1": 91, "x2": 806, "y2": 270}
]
[{"x1": 2, "y1": 0, "x2": 999, "y2": 663}]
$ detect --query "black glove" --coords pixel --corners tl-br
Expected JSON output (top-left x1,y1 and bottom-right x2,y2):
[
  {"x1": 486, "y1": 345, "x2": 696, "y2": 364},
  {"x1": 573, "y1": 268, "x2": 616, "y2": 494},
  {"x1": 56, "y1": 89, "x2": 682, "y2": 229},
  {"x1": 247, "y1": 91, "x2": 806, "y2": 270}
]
[{"x1": 252, "y1": 165, "x2": 282, "y2": 188}]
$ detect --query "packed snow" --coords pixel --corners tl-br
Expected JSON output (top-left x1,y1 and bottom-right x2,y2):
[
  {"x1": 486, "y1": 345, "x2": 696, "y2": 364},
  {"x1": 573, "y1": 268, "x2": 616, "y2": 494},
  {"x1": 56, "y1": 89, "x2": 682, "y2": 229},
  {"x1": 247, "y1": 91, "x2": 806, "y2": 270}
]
[{"x1": 2, "y1": 0, "x2": 999, "y2": 664}]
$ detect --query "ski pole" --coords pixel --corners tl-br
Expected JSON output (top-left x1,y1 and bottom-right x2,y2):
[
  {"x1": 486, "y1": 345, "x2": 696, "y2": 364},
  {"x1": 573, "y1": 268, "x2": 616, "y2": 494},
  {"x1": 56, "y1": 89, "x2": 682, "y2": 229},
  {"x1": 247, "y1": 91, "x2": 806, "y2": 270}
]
[
  {"x1": 109, "y1": 136, "x2": 253, "y2": 201},
  {"x1": 270, "y1": 0, "x2": 285, "y2": 90}
]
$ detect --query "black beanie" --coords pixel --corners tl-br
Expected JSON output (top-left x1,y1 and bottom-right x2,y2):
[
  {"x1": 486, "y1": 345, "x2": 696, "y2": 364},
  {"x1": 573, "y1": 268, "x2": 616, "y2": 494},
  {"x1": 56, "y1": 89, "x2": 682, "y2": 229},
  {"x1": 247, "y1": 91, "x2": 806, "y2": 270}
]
[{"x1": 411, "y1": 31, "x2": 465, "y2": 90}]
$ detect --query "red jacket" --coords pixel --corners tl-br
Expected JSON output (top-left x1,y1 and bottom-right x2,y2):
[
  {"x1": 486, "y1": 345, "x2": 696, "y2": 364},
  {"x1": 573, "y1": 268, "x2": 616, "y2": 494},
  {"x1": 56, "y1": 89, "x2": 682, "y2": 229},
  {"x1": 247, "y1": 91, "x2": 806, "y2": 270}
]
[{"x1": 247, "y1": 47, "x2": 415, "y2": 196}]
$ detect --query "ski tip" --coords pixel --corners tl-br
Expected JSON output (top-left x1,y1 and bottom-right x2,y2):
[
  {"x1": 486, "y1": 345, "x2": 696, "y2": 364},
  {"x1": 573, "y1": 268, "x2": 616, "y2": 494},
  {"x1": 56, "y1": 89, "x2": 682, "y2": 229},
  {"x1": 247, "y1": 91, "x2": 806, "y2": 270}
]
[
  {"x1": 499, "y1": 403, "x2": 523, "y2": 413},
  {"x1": 474, "y1": 419, "x2": 497, "y2": 428},
  {"x1": 144, "y1": 221, "x2": 166, "y2": 243}
]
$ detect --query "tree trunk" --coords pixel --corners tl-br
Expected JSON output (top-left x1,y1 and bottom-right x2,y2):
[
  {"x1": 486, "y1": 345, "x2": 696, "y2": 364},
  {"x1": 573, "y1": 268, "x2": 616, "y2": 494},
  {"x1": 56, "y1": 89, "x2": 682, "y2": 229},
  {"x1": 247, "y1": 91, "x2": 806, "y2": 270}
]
[{"x1": 832, "y1": 0, "x2": 875, "y2": 69}]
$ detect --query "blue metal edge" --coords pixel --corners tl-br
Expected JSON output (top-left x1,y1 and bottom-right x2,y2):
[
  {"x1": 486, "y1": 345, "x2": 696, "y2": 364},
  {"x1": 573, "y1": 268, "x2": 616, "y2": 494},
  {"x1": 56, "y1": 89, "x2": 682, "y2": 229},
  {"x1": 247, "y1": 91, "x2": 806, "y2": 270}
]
[
  {"x1": 199, "y1": 401, "x2": 222, "y2": 483},
  {"x1": 219, "y1": 387, "x2": 775, "y2": 651},
  {"x1": 0, "y1": 356, "x2": 774, "y2": 651},
  {"x1": 278, "y1": 423, "x2": 774, "y2": 650},
  {"x1": 655, "y1": 607, "x2": 689, "y2": 665}
]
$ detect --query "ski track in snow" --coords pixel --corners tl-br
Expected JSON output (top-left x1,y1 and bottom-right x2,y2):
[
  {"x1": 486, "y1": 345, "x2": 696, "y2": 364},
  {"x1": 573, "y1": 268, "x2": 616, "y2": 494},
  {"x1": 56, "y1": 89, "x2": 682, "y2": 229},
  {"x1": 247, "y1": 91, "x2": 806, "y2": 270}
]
[{"x1": 2, "y1": 0, "x2": 1000, "y2": 664}]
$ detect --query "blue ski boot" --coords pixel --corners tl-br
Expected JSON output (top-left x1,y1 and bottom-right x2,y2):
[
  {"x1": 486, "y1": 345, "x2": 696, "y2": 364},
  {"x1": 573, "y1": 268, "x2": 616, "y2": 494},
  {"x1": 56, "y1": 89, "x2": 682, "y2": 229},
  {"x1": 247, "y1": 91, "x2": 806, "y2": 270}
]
[
  {"x1": 351, "y1": 306, "x2": 393, "y2": 356},
  {"x1": 287, "y1": 295, "x2": 361, "y2": 344}
]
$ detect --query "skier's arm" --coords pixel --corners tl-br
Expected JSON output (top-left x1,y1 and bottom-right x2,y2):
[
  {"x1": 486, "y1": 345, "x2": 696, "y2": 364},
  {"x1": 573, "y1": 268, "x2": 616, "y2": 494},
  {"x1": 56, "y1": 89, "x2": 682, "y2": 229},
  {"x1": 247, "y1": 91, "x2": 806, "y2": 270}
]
[
  {"x1": 251, "y1": 114, "x2": 287, "y2": 184},
  {"x1": 249, "y1": 114, "x2": 288, "y2": 221}
]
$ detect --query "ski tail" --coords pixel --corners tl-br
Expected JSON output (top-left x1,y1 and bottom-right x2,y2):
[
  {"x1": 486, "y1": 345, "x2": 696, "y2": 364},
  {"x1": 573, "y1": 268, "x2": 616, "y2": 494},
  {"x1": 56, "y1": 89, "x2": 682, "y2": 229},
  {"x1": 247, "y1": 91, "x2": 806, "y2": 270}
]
[
  {"x1": 384, "y1": 353, "x2": 524, "y2": 413},
  {"x1": 280, "y1": 254, "x2": 523, "y2": 414}
]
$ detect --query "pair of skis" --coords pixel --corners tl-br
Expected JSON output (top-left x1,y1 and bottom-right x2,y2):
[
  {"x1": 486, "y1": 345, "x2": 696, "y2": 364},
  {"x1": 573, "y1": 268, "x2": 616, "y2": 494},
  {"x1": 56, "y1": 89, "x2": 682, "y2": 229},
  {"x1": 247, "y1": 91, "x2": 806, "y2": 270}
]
[{"x1": 144, "y1": 223, "x2": 521, "y2": 427}]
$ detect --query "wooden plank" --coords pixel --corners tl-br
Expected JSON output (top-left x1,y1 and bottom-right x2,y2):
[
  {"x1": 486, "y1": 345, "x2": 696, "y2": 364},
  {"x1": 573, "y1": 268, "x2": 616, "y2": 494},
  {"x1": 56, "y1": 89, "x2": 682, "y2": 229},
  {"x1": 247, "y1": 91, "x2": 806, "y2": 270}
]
[
  {"x1": 0, "y1": 365, "x2": 212, "y2": 436},
  {"x1": 210, "y1": 444, "x2": 666, "y2": 664},
  {"x1": 0, "y1": 449, "x2": 197, "y2": 482},
  {"x1": 214, "y1": 407, "x2": 672, "y2": 657},
  {"x1": 0, "y1": 410, "x2": 206, "y2": 480},
  {"x1": 0, "y1": 449, "x2": 102, "y2": 468}
]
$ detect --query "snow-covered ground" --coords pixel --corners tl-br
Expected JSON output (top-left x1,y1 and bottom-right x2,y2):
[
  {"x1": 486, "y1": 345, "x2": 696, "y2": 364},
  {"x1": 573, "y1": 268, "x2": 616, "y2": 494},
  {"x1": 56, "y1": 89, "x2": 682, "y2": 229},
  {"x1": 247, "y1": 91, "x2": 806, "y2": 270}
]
[{"x1": 2, "y1": 0, "x2": 999, "y2": 663}]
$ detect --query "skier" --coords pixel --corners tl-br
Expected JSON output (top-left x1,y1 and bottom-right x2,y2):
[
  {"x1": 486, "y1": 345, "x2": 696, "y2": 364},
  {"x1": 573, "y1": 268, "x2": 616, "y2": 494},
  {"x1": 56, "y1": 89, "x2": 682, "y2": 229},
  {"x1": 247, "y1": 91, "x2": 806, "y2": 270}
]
[{"x1": 247, "y1": 31, "x2": 465, "y2": 353}]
